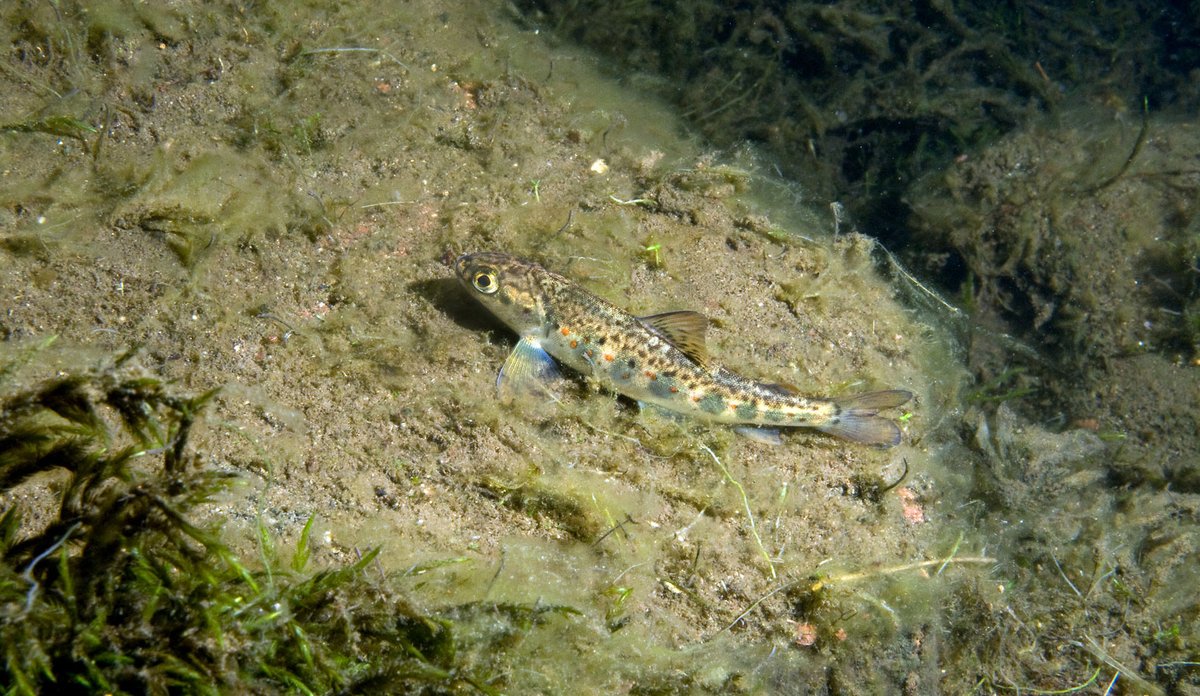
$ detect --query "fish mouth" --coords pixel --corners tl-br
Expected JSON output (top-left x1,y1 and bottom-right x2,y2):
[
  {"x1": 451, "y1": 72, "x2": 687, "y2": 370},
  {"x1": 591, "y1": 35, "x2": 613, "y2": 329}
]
[{"x1": 452, "y1": 252, "x2": 477, "y2": 285}]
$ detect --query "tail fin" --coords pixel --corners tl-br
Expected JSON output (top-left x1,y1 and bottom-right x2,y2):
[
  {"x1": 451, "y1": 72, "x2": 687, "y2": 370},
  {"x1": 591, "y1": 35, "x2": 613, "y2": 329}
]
[{"x1": 818, "y1": 390, "x2": 912, "y2": 447}]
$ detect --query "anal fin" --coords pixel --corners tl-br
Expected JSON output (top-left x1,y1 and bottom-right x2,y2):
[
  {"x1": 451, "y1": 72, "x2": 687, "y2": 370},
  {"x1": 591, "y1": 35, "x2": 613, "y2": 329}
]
[
  {"x1": 734, "y1": 425, "x2": 785, "y2": 446},
  {"x1": 637, "y1": 400, "x2": 687, "y2": 422}
]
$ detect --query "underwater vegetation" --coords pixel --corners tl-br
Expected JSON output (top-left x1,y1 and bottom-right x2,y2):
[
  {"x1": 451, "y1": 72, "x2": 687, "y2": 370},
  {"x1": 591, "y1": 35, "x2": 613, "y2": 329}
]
[
  {"x1": 906, "y1": 105, "x2": 1200, "y2": 465},
  {"x1": 0, "y1": 355, "x2": 577, "y2": 695},
  {"x1": 509, "y1": 0, "x2": 1200, "y2": 239}
]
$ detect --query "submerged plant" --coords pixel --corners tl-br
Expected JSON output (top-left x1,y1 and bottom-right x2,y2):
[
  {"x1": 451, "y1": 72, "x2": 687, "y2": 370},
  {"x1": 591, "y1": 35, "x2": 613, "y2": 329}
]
[{"x1": 0, "y1": 362, "x2": 543, "y2": 694}]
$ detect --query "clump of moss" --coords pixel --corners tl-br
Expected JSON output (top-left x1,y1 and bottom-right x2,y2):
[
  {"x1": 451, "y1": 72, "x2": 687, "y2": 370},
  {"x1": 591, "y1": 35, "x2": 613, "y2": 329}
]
[
  {"x1": 906, "y1": 109, "x2": 1200, "y2": 442},
  {"x1": 0, "y1": 360, "x2": 556, "y2": 694}
]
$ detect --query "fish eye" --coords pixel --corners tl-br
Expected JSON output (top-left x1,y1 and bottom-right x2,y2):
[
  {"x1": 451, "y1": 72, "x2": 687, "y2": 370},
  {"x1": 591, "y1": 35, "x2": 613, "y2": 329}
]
[{"x1": 472, "y1": 270, "x2": 499, "y2": 294}]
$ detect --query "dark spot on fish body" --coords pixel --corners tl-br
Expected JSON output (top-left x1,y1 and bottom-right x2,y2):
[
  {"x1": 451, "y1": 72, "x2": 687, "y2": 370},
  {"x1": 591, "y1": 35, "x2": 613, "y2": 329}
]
[
  {"x1": 764, "y1": 409, "x2": 786, "y2": 423},
  {"x1": 735, "y1": 402, "x2": 758, "y2": 420},
  {"x1": 699, "y1": 393, "x2": 726, "y2": 415}
]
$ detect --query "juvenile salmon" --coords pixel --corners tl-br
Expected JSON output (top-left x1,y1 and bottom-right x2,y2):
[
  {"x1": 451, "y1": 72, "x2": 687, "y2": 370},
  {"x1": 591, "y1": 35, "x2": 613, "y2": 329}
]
[{"x1": 455, "y1": 252, "x2": 911, "y2": 446}]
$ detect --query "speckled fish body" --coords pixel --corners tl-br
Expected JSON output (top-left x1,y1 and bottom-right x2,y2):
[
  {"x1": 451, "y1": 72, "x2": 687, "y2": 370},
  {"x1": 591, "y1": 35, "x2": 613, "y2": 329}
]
[{"x1": 454, "y1": 251, "x2": 911, "y2": 446}]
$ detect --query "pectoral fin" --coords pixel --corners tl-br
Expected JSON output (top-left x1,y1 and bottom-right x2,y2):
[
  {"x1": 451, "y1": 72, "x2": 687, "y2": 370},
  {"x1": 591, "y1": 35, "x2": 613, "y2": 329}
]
[{"x1": 497, "y1": 336, "x2": 562, "y2": 403}]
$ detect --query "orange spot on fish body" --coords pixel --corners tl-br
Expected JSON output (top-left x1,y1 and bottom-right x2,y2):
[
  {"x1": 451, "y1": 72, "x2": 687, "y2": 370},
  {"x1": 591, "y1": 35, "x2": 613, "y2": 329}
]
[{"x1": 560, "y1": 327, "x2": 571, "y2": 336}]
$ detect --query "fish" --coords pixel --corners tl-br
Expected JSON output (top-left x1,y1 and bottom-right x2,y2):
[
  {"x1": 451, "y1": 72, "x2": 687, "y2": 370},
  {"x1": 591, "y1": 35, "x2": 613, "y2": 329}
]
[{"x1": 453, "y1": 251, "x2": 912, "y2": 446}]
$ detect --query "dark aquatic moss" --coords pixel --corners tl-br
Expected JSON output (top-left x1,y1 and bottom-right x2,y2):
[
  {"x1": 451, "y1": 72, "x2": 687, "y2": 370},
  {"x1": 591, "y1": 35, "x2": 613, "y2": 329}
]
[
  {"x1": 0, "y1": 365, "x2": 563, "y2": 695},
  {"x1": 511, "y1": 0, "x2": 1197, "y2": 248}
]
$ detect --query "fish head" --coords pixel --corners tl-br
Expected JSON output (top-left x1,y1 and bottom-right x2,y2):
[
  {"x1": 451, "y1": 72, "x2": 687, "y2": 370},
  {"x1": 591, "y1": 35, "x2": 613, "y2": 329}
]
[{"x1": 454, "y1": 252, "x2": 550, "y2": 332}]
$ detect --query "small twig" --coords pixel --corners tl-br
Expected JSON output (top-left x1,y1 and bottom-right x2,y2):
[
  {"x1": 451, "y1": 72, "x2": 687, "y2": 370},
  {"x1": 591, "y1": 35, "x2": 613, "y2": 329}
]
[
  {"x1": 1051, "y1": 551, "x2": 1083, "y2": 598},
  {"x1": 874, "y1": 239, "x2": 965, "y2": 317},
  {"x1": 814, "y1": 556, "x2": 996, "y2": 589},
  {"x1": 699, "y1": 443, "x2": 775, "y2": 580},
  {"x1": 609, "y1": 195, "x2": 654, "y2": 206},
  {"x1": 592, "y1": 513, "x2": 637, "y2": 547},
  {"x1": 296, "y1": 47, "x2": 409, "y2": 71},
  {"x1": 608, "y1": 561, "x2": 649, "y2": 586},
  {"x1": 549, "y1": 209, "x2": 574, "y2": 240},
  {"x1": 993, "y1": 666, "x2": 1102, "y2": 694},
  {"x1": 936, "y1": 532, "x2": 964, "y2": 576},
  {"x1": 710, "y1": 554, "x2": 995, "y2": 639},
  {"x1": 23, "y1": 522, "x2": 82, "y2": 612},
  {"x1": 255, "y1": 311, "x2": 300, "y2": 341},
  {"x1": 1088, "y1": 96, "x2": 1149, "y2": 193},
  {"x1": 1077, "y1": 635, "x2": 1165, "y2": 696},
  {"x1": 712, "y1": 579, "x2": 797, "y2": 636},
  {"x1": 485, "y1": 549, "x2": 506, "y2": 598},
  {"x1": 879, "y1": 458, "x2": 909, "y2": 495}
]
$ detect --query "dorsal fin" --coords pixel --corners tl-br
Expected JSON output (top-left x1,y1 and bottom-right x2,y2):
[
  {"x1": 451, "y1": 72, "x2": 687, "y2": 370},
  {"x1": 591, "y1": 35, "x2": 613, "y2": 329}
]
[{"x1": 638, "y1": 310, "x2": 712, "y2": 369}]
